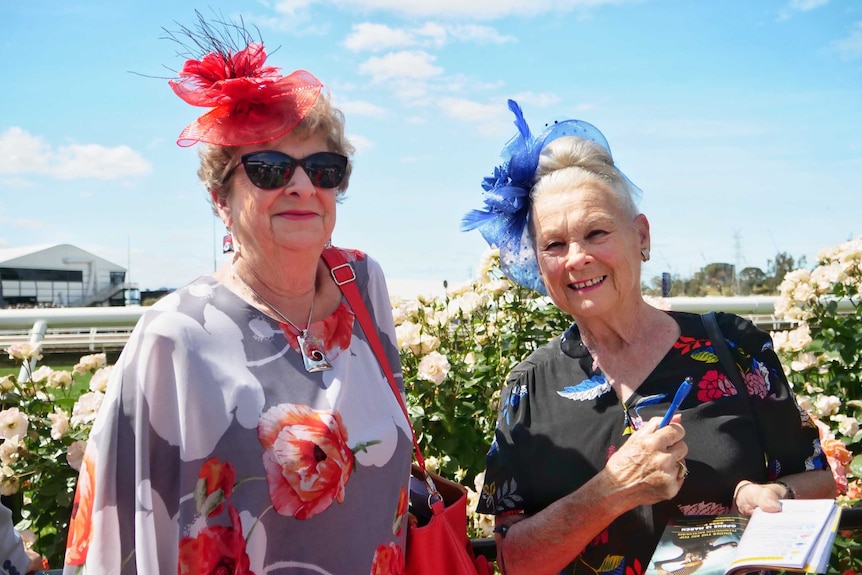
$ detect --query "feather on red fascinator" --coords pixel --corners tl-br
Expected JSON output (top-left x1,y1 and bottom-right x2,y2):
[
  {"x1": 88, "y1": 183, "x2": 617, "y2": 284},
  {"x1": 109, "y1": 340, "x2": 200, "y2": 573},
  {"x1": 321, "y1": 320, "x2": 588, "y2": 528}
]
[{"x1": 166, "y1": 14, "x2": 323, "y2": 147}]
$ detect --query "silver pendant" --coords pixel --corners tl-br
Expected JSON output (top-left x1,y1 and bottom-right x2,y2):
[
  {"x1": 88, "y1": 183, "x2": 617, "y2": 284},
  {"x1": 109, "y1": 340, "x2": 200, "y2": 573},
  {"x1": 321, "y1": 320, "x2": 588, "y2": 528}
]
[{"x1": 297, "y1": 332, "x2": 332, "y2": 373}]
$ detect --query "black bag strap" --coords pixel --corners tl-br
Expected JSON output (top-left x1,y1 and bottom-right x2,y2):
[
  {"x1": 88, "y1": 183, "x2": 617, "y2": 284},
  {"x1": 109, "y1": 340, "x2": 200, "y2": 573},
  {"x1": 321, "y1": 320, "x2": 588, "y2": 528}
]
[{"x1": 701, "y1": 311, "x2": 748, "y2": 399}]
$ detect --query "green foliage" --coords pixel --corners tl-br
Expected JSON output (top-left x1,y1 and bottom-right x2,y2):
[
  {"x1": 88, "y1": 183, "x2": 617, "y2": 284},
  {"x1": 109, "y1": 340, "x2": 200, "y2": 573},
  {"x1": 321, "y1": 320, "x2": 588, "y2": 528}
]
[
  {"x1": 771, "y1": 237, "x2": 862, "y2": 573},
  {"x1": 0, "y1": 347, "x2": 108, "y2": 568},
  {"x1": 395, "y1": 250, "x2": 569, "y2": 535}
]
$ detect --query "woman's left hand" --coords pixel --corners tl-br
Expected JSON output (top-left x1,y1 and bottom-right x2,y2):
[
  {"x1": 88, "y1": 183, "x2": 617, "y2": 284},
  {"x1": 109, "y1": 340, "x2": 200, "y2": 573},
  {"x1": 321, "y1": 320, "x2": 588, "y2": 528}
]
[{"x1": 733, "y1": 480, "x2": 783, "y2": 515}]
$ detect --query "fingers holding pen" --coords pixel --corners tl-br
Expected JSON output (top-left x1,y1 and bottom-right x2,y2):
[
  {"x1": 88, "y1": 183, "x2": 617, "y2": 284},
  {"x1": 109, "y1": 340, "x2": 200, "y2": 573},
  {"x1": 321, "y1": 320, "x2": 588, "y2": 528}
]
[{"x1": 605, "y1": 416, "x2": 688, "y2": 505}]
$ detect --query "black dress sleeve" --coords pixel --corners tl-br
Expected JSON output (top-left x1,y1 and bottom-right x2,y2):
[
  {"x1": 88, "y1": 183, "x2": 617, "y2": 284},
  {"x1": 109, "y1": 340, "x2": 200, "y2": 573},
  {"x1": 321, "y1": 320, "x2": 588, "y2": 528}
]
[{"x1": 715, "y1": 312, "x2": 828, "y2": 478}]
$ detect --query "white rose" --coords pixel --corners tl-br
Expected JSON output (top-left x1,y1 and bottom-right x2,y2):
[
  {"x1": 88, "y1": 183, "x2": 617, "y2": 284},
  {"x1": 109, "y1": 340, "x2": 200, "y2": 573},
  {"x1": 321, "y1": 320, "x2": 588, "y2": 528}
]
[
  {"x1": 66, "y1": 441, "x2": 87, "y2": 472},
  {"x1": 835, "y1": 415, "x2": 860, "y2": 438},
  {"x1": 48, "y1": 408, "x2": 71, "y2": 440},
  {"x1": 48, "y1": 370, "x2": 73, "y2": 389},
  {"x1": 786, "y1": 324, "x2": 812, "y2": 352},
  {"x1": 6, "y1": 342, "x2": 43, "y2": 362},
  {"x1": 30, "y1": 365, "x2": 53, "y2": 383},
  {"x1": 89, "y1": 366, "x2": 113, "y2": 393},
  {"x1": 396, "y1": 322, "x2": 421, "y2": 352},
  {"x1": 0, "y1": 437, "x2": 23, "y2": 465},
  {"x1": 0, "y1": 376, "x2": 14, "y2": 392},
  {"x1": 813, "y1": 395, "x2": 842, "y2": 417},
  {"x1": 790, "y1": 352, "x2": 818, "y2": 372},
  {"x1": 796, "y1": 395, "x2": 813, "y2": 412},
  {"x1": 0, "y1": 408, "x2": 29, "y2": 441},
  {"x1": 73, "y1": 352, "x2": 107, "y2": 375},
  {"x1": 71, "y1": 392, "x2": 105, "y2": 427},
  {"x1": 0, "y1": 465, "x2": 20, "y2": 496},
  {"x1": 417, "y1": 351, "x2": 451, "y2": 385}
]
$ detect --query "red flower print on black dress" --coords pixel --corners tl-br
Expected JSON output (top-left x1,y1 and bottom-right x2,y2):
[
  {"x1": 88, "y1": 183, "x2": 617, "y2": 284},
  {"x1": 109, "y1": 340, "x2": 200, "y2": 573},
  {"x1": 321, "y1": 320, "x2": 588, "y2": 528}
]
[
  {"x1": 178, "y1": 505, "x2": 254, "y2": 575},
  {"x1": 257, "y1": 403, "x2": 355, "y2": 520},
  {"x1": 696, "y1": 369, "x2": 737, "y2": 403}
]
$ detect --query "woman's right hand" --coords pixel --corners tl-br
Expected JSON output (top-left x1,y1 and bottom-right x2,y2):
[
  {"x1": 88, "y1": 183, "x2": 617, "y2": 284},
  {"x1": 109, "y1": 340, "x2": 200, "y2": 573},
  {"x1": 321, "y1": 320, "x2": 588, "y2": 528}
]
[{"x1": 603, "y1": 416, "x2": 688, "y2": 506}]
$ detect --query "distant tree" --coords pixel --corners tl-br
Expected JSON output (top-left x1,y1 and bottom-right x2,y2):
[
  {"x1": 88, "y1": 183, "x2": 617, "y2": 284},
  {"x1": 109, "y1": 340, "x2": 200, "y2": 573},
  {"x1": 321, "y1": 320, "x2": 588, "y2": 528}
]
[
  {"x1": 765, "y1": 252, "x2": 807, "y2": 293},
  {"x1": 737, "y1": 266, "x2": 768, "y2": 295}
]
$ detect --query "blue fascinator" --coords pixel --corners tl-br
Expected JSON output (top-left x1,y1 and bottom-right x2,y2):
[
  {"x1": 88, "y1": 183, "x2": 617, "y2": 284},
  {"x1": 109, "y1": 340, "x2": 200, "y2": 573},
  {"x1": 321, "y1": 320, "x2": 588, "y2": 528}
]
[{"x1": 462, "y1": 99, "x2": 642, "y2": 294}]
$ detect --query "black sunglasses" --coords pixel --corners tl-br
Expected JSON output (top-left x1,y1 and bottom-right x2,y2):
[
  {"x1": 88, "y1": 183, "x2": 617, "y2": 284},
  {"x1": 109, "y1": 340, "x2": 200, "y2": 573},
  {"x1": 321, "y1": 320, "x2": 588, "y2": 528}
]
[{"x1": 225, "y1": 150, "x2": 348, "y2": 190}]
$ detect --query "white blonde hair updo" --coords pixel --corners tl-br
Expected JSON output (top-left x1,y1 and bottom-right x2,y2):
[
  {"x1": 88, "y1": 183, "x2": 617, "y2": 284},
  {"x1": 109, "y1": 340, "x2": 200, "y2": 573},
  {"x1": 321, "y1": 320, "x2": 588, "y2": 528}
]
[{"x1": 532, "y1": 136, "x2": 640, "y2": 219}]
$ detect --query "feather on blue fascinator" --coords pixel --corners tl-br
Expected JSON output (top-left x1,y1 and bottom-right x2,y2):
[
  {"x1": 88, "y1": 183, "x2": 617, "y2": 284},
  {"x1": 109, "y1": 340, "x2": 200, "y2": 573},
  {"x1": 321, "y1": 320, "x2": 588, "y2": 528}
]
[{"x1": 462, "y1": 99, "x2": 642, "y2": 295}]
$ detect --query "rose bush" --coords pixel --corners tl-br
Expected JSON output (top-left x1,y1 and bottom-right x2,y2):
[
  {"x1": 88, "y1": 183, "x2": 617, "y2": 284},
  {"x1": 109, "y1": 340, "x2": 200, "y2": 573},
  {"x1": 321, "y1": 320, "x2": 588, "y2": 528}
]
[
  {"x1": 393, "y1": 248, "x2": 570, "y2": 537},
  {"x1": 0, "y1": 346, "x2": 108, "y2": 566},
  {"x1": 6, "y1": 238, "x2": 862, "y2": 562},
  {"x1": 771, "y1": 236, "x2": 862, "y2": 573}
]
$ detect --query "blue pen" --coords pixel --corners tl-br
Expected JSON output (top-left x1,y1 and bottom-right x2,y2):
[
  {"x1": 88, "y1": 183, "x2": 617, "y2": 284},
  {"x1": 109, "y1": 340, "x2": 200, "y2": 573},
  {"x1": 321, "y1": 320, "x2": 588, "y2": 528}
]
[{"x1": 659, "y1": 377, "x2": 693, "y2": 428}]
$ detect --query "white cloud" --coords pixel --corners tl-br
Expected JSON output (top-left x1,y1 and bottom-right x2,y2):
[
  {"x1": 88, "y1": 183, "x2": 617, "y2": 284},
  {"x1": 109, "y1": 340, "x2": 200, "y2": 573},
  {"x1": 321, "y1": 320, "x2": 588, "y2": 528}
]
[
  {"x1": 344, "y1": 21, "x2": 513, "y2": 53},
  {"x1": 337, "y1": 99, "x2": 387, "y2": 117},
  {"x1": 359, "y1": 50, "x2": 443, "y2": 83},
  {"x1": 344, "y1": 23, "x2": 416, "y2": 52},
  {"x1": 778, "y1": 0, "x2": 829, "y2": 20},
  {"x1": 833, "y1": 21, "x2": 862, "y2": 61},
  {"x1": 347, "y1": 134, "x2": 375, "y2": 154},
  {"x1": 333, "y1": 0, "x2": 636, "y2": 20},
  {"x1": 509, "y1": 91, "x2": 561, "y2": 109},
  {"x1": 0, "y1": 127, "x2": 151, "y2": 181},
  {"x1": 438, "y1": 98, "x2": 502, "y2": 122}
]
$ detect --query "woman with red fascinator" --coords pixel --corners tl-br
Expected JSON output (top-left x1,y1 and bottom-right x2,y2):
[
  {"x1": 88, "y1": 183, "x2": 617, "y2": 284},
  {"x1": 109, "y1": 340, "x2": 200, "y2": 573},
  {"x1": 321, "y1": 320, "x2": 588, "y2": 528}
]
[{"x1": 63, "y1": 16, "x2": 411, "y2": 574}]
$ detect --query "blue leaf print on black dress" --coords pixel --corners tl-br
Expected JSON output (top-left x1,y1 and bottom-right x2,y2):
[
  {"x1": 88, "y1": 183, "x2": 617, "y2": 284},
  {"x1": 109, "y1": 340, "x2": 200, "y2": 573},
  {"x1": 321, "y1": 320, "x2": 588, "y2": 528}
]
[{"x1": 557, "y1": 373, "x2": 612, "y2": 401}]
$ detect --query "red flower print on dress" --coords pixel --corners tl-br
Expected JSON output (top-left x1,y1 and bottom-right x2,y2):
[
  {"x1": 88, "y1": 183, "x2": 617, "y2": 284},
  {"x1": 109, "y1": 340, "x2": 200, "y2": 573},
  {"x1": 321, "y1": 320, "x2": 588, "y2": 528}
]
[
  {"x1": 195, "y1": 457, "x2": 237, "y2": 517},
  {"x1": 743, "y1": 359, "x2": 769, "y2": 399},
  {"x1": 320, "y1": 302, "x2": 355, "y2": 355},
  {"x1": 258, "y1": 403, "x2": 355, "y2": 519},
  {"x1": 673, "y1": 336, "x2": 709, "y2": 355},
  {"x1": 589, "y1": 529, "x2": 609, "y2": 546},
  {"x1": 625, "y1": 557, "x2": 644, "y2": 575},
  {"x1": 679, "y1": 501, "x2": 730, "y2": 516},
  {"x1": 178, "y1": 505, "x2": 254, "y2": 575},
  {"x1": 696, "y1": 370, "x2": 737, "y2": 403},
  {"x1": 65, "y1": 448, "x2": 96, "y2": 565},
  {"x1": 370, "y1": 542, "x2": 405, "y2": 575}
]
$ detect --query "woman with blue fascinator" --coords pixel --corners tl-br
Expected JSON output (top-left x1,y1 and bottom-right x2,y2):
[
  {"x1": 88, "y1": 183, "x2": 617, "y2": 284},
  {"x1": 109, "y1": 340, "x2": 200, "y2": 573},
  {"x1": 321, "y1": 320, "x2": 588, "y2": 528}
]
[
  {"x1": 62, "y1": 14, "x2": 412, "y2": 574},
  {"x1": 465, "y1": 101, "x2": 835, "y2": 575}
]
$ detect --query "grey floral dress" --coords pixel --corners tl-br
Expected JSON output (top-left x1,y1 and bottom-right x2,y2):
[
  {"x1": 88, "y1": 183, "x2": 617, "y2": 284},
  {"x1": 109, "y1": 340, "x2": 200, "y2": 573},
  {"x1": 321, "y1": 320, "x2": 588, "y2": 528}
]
[{"x1": 63, "y1": 249, "x2": 412, "y2": 575}]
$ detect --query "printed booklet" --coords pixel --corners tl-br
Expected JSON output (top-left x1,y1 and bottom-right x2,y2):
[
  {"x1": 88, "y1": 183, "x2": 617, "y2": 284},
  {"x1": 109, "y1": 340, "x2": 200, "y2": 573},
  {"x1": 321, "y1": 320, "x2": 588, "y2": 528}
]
[{"x1": 645, "y1": 499, "x2": 841, "y2": 575}]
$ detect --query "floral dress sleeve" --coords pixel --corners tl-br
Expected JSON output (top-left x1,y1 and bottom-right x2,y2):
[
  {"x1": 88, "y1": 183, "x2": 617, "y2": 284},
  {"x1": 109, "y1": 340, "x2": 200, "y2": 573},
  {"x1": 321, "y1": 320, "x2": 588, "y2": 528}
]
[
  {"x1": 716, "y1": 312, "x2": 828, "y2": 478},
  {"x1": 475, "y1": 359, "x2": 536, "y2": 516}
]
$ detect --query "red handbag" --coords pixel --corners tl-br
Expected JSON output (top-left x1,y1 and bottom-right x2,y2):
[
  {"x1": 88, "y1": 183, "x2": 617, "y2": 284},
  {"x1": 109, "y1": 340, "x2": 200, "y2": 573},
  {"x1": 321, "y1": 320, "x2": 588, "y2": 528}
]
[{"x1": 322, "y1": 248, "x2": 493, "y2": 575}]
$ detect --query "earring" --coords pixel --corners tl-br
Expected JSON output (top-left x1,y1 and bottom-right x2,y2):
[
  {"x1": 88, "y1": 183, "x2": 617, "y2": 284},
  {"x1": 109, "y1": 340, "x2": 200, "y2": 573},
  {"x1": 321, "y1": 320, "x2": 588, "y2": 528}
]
[
  {"x1": 324, "y1": 238, "x2": 332, "y2": 249},
  {"x1": 222, "y1": 228, "x2": 235, "y2": 253},
  {"x1": 640, "y1": 248, "x2": 650, "y2": 262}
]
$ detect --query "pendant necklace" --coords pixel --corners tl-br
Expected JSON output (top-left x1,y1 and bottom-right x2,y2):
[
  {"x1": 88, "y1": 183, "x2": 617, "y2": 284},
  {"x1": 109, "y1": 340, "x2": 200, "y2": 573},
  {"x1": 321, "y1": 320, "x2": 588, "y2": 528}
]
[{"x1": 236, "y1": 274, "x2": 332, "y2": 373}]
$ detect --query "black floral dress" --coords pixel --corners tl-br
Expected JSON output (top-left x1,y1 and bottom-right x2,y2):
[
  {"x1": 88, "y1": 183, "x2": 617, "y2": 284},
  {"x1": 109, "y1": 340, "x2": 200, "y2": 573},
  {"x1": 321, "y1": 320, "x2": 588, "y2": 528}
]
[{"x1": 477, "y1": 311, "x2": 827, "y2": 575}]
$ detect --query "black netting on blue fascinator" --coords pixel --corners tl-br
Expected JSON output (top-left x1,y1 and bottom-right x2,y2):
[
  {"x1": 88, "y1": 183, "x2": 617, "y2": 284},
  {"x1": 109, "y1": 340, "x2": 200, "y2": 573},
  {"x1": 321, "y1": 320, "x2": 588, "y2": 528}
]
[{"x1": 462, "y1": 99, "x2": 643, "y2": 294}]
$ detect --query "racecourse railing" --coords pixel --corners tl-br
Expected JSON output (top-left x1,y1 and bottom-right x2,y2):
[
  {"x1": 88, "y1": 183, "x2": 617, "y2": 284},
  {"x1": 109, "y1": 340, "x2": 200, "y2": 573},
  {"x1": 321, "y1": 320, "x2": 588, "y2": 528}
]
[{"x1": 1, "y1": 295, "x2": 857, "y2": 357}]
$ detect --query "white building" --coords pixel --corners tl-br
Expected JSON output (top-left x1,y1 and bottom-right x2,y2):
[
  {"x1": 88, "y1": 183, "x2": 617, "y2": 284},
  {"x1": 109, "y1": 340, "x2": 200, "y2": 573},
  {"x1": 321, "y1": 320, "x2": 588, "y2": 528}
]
[{"x1": 0, "y1": 244, "x2": 137, "y2": 307}]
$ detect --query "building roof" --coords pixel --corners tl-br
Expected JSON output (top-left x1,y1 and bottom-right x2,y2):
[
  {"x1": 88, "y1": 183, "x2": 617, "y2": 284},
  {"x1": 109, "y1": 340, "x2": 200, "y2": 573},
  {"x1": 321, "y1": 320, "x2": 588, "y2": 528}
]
[{"x1": 0, "y1": 244, "x2": 126, "y2": 271}]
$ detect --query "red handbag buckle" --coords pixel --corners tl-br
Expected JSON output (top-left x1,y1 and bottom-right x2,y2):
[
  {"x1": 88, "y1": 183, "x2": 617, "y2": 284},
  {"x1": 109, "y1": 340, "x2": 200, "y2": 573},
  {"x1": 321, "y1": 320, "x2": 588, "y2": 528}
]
[{"x1": 330, "y1": 263, "x2": 356, "y2": 285}]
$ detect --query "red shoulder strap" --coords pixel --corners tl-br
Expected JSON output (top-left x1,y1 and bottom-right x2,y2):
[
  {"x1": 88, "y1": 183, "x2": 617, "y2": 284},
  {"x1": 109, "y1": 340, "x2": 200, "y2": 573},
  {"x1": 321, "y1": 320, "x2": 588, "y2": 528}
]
[{"x1": 320, "y1": 247, "x2": 427, "y2": 471}]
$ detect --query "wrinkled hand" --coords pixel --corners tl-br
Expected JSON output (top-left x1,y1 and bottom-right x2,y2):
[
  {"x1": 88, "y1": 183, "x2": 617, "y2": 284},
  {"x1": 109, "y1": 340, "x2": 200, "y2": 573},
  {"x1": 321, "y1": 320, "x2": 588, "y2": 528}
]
[
  {"x1": 25, "y1": 547, "x2": 46, "y2": 574},
  {"x1": 733, "y1": 481, "x2": 783, "y2": 515},
  {"x1": 604, "y1": 416, "x2": 688, "y2": 506}
]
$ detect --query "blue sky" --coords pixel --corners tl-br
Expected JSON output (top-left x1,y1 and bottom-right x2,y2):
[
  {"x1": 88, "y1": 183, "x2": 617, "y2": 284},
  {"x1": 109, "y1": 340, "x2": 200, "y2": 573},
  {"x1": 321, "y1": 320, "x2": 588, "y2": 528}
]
[{"x1": 1, "y1": 0, "x2": 860, "y2": 293}]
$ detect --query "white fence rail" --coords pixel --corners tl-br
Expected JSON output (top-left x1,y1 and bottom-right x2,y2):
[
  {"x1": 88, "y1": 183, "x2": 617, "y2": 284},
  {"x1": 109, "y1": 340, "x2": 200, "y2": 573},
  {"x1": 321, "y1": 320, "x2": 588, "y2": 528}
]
[{"x1": 0, "y1": 296, "x2": 801, "y2": 356}]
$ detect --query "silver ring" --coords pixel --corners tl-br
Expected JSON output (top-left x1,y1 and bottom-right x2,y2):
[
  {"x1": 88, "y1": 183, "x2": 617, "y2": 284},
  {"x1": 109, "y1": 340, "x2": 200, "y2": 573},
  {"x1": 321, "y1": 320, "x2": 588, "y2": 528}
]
[{"x1": 677, "y1": 460, "x2": 689, "y2": 479}]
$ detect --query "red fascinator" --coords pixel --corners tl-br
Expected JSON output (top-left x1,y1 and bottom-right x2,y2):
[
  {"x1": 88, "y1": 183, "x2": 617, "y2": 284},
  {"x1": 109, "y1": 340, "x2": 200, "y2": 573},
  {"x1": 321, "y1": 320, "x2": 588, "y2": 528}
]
[{"x1": 166, "y1": 16, "x2": 323, "y2": 147}]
